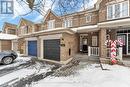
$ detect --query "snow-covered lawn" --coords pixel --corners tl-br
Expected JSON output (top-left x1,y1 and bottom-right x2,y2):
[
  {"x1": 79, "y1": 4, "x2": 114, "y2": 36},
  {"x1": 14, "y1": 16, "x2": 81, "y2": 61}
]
[
  {"x1": 0, "y1": 56, "x2": 31, "y2": 70},
  {"x1": 0, "y1": 62, "x2": 52, "y2": 85},
  {"x1": 0, "y1": 56, "x2": 54, "y2": 86},
  {"x1": 33, "y1": 64, "x2": 130, "y2": 87}
]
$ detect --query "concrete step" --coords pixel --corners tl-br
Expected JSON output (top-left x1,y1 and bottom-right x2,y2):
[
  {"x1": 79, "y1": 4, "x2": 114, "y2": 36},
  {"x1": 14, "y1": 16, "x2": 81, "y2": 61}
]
[
  {"x1": 123, "y1": 61, "x2": 130, "y2": 67},
  {"x1": 74, "y1": 54, "x2": 99, "y2": 62}
]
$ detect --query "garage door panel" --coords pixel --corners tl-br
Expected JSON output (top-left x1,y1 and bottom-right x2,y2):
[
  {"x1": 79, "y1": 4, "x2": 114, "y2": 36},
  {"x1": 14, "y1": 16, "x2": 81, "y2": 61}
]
[
  {"x1": 44, "y1": 39, "x2": 60, "y2": 61},
  {"x1": 28, "y1": 41, "x2": 37, "y2": 57}
]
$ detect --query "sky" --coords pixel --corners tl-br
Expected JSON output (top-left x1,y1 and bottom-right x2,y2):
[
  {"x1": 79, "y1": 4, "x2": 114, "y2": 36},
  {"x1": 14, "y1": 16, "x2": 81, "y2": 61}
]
[{"x1": 0, "y1": 0, "x2": 97, "y2": 31}]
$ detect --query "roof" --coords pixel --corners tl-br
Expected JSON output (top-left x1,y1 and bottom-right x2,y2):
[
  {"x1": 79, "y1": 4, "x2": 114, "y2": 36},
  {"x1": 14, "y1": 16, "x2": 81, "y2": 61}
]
[
  {"x1": 17, "y1": 18, "x2": 34, "y2": 28},
  {"x1": 43, "y1": 9, "x2": 60, "y2": 23},
  {"x1": 2, "y1": 22, "x2": 17, "y2": 31},
  {"x1": 4, "y1": 22, "x2": 17, "y2": 27},
  {"x1": 0, "y1": 33, "x2": 18, "y2": 40}
]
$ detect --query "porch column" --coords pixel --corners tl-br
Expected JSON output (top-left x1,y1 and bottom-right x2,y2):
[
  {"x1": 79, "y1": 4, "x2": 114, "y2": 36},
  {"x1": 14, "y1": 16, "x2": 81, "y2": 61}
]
[
  {"x1": 99, "y1": 29, "x2": 107, "y2": 63},
  {"x1": 37, "y1": 37, "x2": 41, "y2": 58}
]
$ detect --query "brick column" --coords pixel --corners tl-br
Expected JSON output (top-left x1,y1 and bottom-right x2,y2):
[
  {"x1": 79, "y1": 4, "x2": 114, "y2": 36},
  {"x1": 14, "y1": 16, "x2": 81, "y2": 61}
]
[
  {"x1": 110, "y1": 29, "x2": 117, "y2": 40},
  {"x1": 37, "y1": 37, "x2": 41, "y2": 58},
  {"x1": 99, "y1": 29, "x2": 107, "y2": 63}
]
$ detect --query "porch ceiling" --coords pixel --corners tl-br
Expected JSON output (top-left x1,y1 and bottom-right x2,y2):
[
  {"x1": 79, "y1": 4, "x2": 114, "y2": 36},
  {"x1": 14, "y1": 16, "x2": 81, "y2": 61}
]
[
  {"x1": 71, "y1": 25, "x2": 99, "y2": 33},
  {"x1": 98, "y1": 18, "x2": 130, "y2": 28}
]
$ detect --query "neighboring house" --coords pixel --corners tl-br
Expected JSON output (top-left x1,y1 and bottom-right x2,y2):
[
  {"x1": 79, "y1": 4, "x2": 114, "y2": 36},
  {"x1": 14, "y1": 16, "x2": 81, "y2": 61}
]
[
  {"x1": 0, "y1": 33, "x2": 18, "y2": 52},
  {"x1": 2, "y1": 22, "x2": 17, "y2": 35},
  {"x1": 2, "y1": 0, "x2": 130, "y2": 64},
  {"x1": 17, "y1": 18, "x2": 39, "y2": 54},
  {"x1": 1, "y1": 22, "x2": 18, "y2": 52}
]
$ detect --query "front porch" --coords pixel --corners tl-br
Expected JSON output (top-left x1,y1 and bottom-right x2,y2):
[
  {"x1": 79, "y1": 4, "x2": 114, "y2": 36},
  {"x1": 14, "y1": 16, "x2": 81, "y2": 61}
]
[{"x1": 75, "y1": 25, "x2": 129, "y2": 63}]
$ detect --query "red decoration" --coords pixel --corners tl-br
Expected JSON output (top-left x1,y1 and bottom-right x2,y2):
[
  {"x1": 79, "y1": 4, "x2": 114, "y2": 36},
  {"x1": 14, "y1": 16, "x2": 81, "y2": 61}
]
[
  {"x1": 105, "y1": 38, "x2": 124, "y2": 64},
  {"x1": 111, "y1": 58, "x2": 117, "y2": 64}
]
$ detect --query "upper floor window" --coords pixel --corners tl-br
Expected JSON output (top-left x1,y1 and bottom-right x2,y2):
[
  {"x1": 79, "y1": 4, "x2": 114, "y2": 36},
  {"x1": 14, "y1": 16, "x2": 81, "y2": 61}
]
[
  {"x1": 86, "y1": 15, "x2": 92, "y2": 23},
  {"x1": 63, "y1": 19, "x2": 72, "y2": 28},
  {"x1": 8, "y1": 29, "x2": 16, "y2": 34},
  {"x1": 107, "y1": 1, "x2": 129, "y2": 20},
  {"x1": 122, "y1": 1, "x2": 128, "y2": 17},
  {"x1": 20, "y1": 25, "x2": 29, "y2": 34},
  {"x1": 48, "y1": 20, "x2": 55, "y2": 29}
]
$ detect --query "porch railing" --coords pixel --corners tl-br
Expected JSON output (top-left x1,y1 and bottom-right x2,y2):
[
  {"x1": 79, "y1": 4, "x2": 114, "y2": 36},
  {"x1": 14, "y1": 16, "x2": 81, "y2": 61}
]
[{"x1": 88, "y1": 46, "x2": 99, "y2": 56}]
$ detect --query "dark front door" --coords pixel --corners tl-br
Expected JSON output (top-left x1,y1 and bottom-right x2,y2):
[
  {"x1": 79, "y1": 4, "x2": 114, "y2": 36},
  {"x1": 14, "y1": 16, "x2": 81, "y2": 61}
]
[
  {"x1": 128, "y1": 34, "x2": 130, "y2": 54},
  {"x1": 28, "y1": 41, "x2": 37, "y2": 56},
  {"x1": 44, "y1": 39, "x2": 60, "y2": 61},
  {"x1": 82, "y1": 38, "x2": 88, "y2": 53}
]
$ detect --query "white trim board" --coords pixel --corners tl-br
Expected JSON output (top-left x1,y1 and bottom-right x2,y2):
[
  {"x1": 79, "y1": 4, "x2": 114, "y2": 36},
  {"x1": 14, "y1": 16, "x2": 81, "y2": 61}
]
[
  {"x1": 39, "y1": 34, "x2": 62, "y2": 40},
  {"x1": 25, "y1": 37, "x2": 38, "y2": 41}
]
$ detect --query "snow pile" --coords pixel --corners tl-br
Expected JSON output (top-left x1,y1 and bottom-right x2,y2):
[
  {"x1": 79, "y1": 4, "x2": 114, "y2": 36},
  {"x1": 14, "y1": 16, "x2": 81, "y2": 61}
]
[
  {"x1": 0, "y1": 33, "x2": 18, "y2": 40},
  {"x1": 33, "y1": 64, "x2": 130, "y2": 87}
]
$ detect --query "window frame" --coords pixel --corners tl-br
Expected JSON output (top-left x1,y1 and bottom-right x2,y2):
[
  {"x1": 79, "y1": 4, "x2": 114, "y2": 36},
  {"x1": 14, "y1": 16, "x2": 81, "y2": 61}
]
[
  {"x1": 92, "y1": 36, "x2": 98, "y2": 47},
  {"x1": 48, "y1": 20, "x2": 55, "y2": 29},
  {"x1": 86, "y1": 15, "x2": 92, "y2": 23},
  {"x1": 107, "y1": 1, "x2": 129, "y2": 20},
  {"x1": 7, "y1": 29, "x2": 15, "y2": 34},
  {"x1": 63, "y1": 18, "x2": 73, "y2": 28}
]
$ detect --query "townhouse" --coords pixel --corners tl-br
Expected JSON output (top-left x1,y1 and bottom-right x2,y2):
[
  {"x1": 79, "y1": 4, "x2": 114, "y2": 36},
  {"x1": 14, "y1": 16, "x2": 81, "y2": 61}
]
[
  {"x1": 2, "y1": 0, "x2": 130, "y2": 64},
  {"x1": 0, "y1": 22, "x2": 18, "y2": 52}
]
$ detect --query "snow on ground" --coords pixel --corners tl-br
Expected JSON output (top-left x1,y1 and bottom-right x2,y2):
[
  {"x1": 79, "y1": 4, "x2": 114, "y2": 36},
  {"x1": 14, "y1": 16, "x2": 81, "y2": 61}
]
[
  {"x1": 0, "y1": 56, "x2": 31, "y2": 70},
  {"x1": 33, "y1": 64, "x2": 130, "y2": 87},
  {"x1": 0, "y1": 60, "x2": 53, "y2": 86}
]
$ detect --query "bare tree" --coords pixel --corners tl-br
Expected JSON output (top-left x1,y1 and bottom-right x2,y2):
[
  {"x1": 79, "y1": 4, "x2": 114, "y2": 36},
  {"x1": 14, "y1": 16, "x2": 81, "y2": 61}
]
[{"x1": 15, "y1": 0, "x2": 93, "y2": 16}]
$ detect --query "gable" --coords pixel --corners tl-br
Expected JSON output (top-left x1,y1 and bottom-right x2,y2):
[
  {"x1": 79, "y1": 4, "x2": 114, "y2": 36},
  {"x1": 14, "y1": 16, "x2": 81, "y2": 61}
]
[
  {"x1": 43, "y1": 10, "x2": 60, "y2": 23},
  {"x1": 2, "y1": 23, "x2": 17, "y2": 33},
  {"x1": 18, "y1": 18, "x2": 34, "y2": 28}
]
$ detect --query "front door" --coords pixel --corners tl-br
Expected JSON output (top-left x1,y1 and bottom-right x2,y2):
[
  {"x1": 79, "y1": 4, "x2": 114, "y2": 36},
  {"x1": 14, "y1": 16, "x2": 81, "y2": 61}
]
[
  {"x1": 127, "y1": 34, "x2": 130, "y2": 55},
  {"x1": 82, "y1": 38, "x2": 88, "y2": 52},
  {"x1": 80, "y1": 34, "x2": 88, "y2": 53}
]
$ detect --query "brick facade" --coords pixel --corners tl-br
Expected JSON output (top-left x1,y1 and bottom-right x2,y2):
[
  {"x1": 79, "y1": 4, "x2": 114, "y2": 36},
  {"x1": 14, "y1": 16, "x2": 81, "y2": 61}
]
[{"x1": 2, "y1": 0, "x2": 130, "y2": 63}]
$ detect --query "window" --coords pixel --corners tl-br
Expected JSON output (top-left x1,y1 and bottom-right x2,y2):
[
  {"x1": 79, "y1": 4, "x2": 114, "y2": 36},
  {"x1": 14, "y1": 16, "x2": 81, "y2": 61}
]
[
  {"x1": 115, "y1": 4, "x2": 120, "y2": 18},
  {"x1": 8, "y1": 29, "x2": 15, "y2": 34},
  {"x1": 92, "y1": 36, "x2": 98, "y2": 46},
  {"x1": 122, "y1": 1, "x2": 128, "y2": 17},
  {"x1": 107, "y1": 1, "x2": 129, "y2": 20},
  {"x1": 48, "y1": 20, "x2": 55, "y2": 29},
  {"x1": 20, "y1": 25, "x2": 29, "y2": 34},
  {"x1": 63, "y1": 19, "x2": 72, "y2": 28},
  {"x1": 107, "y1": 5, "x2": 113, "y2": 19},
  {"x1": 86, "y1": 15, "x2": 92, "y2": 22}
]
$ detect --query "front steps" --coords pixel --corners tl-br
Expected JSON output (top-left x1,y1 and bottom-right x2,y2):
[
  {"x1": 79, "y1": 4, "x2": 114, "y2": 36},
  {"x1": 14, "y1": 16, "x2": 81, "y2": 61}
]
[{"x1": 74, "y1": 53, "x2": 99, "y2": 62}]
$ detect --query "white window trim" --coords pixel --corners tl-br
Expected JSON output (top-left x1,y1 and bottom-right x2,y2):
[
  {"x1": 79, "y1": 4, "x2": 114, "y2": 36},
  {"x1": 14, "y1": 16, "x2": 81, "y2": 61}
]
[
  {"x1": 86, "y1": 15, "x2": 92, "y2": 23},
  {"x1": 107, "y1": 1, "x2": 129, "y2": 20},
  {"x1": 63, "y1": 19, "x2": 73, "y2": 28},
  {"x1": 48, "y1": 20, "x2": 55, "y2": 29},
  {"x1": 92, "y1": 36, "x2": 98, "y2": 46}
]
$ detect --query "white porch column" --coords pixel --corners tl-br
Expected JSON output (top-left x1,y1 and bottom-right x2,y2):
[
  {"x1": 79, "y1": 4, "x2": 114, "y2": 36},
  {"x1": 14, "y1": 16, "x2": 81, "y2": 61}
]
[
  {"x1": 88, "y1": 46, "x2": 91, "y2": 56},
  {"x1": 118, "y1": 47, "x2": 123, "y2": 61}
]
